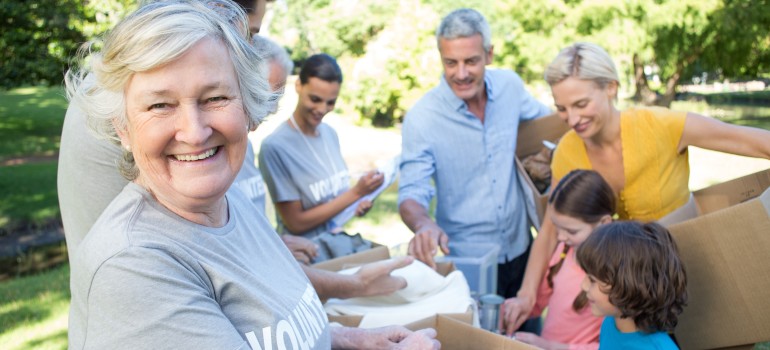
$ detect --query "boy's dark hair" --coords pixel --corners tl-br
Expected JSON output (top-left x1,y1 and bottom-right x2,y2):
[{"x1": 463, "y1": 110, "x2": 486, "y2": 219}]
[
  {"x1": 547, "y1": 169, "x2": 615, "y2": 311},
  {"x1": 299, "y1": 53, "x2": 343, "y2": 85},
  {"x1": 576, "y1": 221, "x2": 688, "y2": 333}
]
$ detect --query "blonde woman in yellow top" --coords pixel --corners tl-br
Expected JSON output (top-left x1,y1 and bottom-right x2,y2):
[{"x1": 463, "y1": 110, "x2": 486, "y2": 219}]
[{"x1": 503, "y1": 42, "x2": 770, "y2": 330}]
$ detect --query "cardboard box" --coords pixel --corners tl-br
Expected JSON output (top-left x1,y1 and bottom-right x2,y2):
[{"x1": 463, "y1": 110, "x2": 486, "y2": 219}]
[
  {"x1": 404, "y1": 315, "x2": 538, "y2": 350},
  {"x1": 515, "y1": 113, "x2": 570, "y2": 226},
  {"x1": 664, "y1": 169, "x2": 770, "y2": 349},
  {"x1": 313, "y1": 245, "x2": 390, "y2": 271},
  {"x1": 315, "y1": 245, "x2": 475, "y2": 327}
]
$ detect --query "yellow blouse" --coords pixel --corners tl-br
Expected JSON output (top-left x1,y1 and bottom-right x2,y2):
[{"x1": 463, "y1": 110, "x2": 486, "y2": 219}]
[{"x1": 551, "y1": 107, "x2": 690, "y2": 220}]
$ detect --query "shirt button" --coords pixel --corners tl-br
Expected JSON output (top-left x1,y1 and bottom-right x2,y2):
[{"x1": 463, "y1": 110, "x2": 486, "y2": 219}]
[{"x1": 498, "y1": 205, "x2": 502, "y2": 210}]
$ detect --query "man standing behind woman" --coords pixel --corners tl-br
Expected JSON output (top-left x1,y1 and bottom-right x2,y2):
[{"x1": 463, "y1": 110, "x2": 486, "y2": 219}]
[
  {"x1": 398, "y1": 7, "x2": 551, "y2": 312},
  {"x1": 259, "y1": 54, "x2": 384, "y2": 243},
  {"x1": 507, "y1": 42, "x2": 770, "y2": 329}
]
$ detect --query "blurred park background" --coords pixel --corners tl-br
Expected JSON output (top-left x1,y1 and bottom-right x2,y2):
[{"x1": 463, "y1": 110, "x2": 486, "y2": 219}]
[{"x1": 1, "y1": 0, "x2": 770, "y2": 348}]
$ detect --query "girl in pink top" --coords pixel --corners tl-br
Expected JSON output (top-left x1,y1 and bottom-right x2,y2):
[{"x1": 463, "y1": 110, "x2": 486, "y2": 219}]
[{"x1": 502, "y1": 169, "x2": 615, "y2": 349}]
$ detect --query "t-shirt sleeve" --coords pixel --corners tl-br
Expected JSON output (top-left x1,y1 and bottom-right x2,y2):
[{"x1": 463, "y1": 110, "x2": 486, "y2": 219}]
[
  {"x1": 83, "y1": 247, "x2": 246, "y2": 349},
  {"x1": 258, "y1": 139, "x2": 301, "y2": 203}
]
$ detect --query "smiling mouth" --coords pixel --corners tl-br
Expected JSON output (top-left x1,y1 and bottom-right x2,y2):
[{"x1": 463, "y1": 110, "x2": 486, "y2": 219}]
[{"x1": 173, "y1": 147, "x2": 218, "y2": 162}]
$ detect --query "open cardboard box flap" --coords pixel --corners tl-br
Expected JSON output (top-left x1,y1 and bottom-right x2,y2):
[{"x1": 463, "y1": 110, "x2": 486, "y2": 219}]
[
  {"x1": 404, "y1": 315, "x2": 538, "y2": 350},
  {"x1": 312, "y1": 245, "x2": 390, "y2": 271},
  {"x1": 665, "y1": 169, "x2": 770, "y2": 349},
  {"x1": 515, "y1": 113, "x2": 570, "y2": 226}
]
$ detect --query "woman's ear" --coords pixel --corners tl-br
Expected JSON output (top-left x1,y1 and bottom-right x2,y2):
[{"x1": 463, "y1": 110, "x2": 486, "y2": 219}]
[
  {"x1": 113, "y1": 119, "x2": 131, "y2": 152},
  {"x1": 599, "y1": 214, "x2": 613, "y2": 225}
]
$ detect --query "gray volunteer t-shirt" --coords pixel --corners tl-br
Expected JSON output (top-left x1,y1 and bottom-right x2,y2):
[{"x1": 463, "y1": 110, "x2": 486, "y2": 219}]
[
  {"x1": 259, "y1": 122, "x2": 349, "y2": 239},
  {"x1": 68, "y1": 183, "x2": 331, "y2": 349},
  {"x1": 233, "y1": 140, "x2": 268, "y2": 213}
]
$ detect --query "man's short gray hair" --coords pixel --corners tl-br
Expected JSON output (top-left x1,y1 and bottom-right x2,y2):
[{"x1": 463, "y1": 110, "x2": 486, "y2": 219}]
[
  {"x1": 435, "y1": 8, "x2": 491, "y2": 53},
  {"x1": 252, "y1": 35, "x2": 293, "y2": 75}
]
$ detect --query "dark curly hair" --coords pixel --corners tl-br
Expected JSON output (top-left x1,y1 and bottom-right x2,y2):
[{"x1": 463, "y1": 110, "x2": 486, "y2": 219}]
[
  {"x1": 547, "y1": 169, "x2": 616, "y2": 311},
  {"x1": 576, "y1": 221, "x2": 688, "y2": 333}
]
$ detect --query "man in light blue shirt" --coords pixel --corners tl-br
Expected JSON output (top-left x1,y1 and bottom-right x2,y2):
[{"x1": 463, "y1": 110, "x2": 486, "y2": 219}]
[{"x1": 398, "y1": 8, "x2": 551, "y2": 301}]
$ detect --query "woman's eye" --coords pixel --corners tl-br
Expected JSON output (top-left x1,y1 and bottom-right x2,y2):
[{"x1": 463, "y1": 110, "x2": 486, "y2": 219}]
[
  {"x1": 149, "y1": 103, "x2": 168, "y2": 110},
  {"x1": 208, "y1": 96, "x2": 227, "y2": 102}
]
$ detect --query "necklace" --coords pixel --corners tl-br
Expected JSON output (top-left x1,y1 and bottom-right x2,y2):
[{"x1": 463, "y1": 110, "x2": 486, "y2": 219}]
[{"x1": 288, "y1": 113, "x2": 340, "y2": 177}]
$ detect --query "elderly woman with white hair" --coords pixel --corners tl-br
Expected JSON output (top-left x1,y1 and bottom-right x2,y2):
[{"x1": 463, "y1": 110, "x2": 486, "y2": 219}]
[{"x1": 65, "y1": 1, "x2": 438, "y2": 348}]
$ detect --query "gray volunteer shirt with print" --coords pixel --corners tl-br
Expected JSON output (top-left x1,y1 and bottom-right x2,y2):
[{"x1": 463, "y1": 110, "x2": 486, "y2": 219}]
[
  {"x1": 68, "y1": 183, "x2": 331, "y2": 349},
  {"x1": 233, "y1": 139, "x2": 268, "y2": 213},
  {"x1": 259, "y1": 121, "x2": 349, "y2": 239}
]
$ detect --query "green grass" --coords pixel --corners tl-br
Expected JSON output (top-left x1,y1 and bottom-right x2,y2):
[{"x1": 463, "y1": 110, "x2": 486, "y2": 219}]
[
  {"x1": 0, "y1": 86, "x2": 66, "y2": 232},
  {"x1": 0, "y1": 264, "x2": 69, "y2": 350},
  {"x1": 0, "y1": 86, "x2": 67, "y2": 162},
  {"x1": 0, "y1": 161, "x2": 60, "y2": 232},
  {"x1": 671, "y1": 100, "x2": 770, "y2": 130}
]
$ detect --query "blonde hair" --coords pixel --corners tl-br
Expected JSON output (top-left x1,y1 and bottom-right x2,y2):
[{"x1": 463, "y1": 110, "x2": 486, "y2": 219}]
[
  {"x1": 544, "y1": 42, "x2": 619, "y2": 90},
  {"x1": 65, "y1": 0, "x2": 270, "y2": 180}
]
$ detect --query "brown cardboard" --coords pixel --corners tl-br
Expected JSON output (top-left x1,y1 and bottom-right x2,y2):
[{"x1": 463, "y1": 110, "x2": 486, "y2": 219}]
[
  {"x1": 515, "y1": 113, "x2": 570, "y2": 225},
  {"x1": 404, "y1": 315, "x2": 538, "y2": 350},
  {"x1": 312, "y1": 245, "x2": 390, "y2": 271},
  {"x1": 664, "y1": 169, "x2": 770, "y2": 349}
]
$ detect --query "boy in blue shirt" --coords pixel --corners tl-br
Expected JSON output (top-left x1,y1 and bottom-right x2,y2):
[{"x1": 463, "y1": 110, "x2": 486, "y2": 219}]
[{"x1": 576, "y1": 221, "x2": 688, "y2": 349}]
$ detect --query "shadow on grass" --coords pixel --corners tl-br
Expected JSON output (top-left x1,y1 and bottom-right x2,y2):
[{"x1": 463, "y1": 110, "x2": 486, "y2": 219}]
[
  {"x1": 23, "y1": 329, "x2": 68, "y2": 350},
  {"x1": 0, "y1": 264, "x2": 69, "y2": 337}
]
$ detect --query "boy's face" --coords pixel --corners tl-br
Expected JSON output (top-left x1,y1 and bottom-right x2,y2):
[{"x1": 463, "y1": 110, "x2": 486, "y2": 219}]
[{"x1": 581, "y1": 274, "x2": 621, "y2": 317}]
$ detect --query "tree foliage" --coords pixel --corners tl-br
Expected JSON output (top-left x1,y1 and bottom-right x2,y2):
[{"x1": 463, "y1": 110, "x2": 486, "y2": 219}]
[
  {"x1": 0, "y1": 0, "x2": 134, "y2": 90},
  {"x1": 2, "y1": 0, "x2": 768, "y2": 114},
  {"x1": 0, "y1": 1, "x2": 85, "y2": 89}
]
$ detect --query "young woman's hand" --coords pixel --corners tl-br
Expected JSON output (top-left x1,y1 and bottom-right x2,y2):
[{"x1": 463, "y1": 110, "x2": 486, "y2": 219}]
[{"x1": 353, "y1": 170, "x2": 384, "y2": 196}]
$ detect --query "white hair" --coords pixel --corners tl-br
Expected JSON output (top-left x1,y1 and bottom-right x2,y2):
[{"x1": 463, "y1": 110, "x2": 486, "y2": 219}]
[{"x1": 65, "y1": 0, "x2": 271, "y2": 179}]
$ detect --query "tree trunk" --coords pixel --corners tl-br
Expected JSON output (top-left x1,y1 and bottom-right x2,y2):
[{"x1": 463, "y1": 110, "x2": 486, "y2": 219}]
[
  {"x1": 632, "y1": 53, "x2": 658, "y2": 106},
  {"x1": 658, "y1": 72, "x2": 680, "y2": 108}
]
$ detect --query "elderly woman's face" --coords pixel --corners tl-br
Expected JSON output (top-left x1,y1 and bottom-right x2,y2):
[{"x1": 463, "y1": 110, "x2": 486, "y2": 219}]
[{"x1": 119, "y1": 37, "x2": 249, "y2": 218}]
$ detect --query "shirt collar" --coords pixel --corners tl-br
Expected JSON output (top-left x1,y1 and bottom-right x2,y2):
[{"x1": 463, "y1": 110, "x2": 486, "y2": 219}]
[{"x1": 438, "y1": 70, "x2": 496, "y2": 112}]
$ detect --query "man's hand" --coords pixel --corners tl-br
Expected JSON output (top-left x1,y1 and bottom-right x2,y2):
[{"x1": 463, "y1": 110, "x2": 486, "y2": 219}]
[
  {"x1": 331, "y1": 326, "x2": 440, "y2": 350},
  {"x1": 407, "y1": 224, "x2": 449, "y2": 269},
  {"x1": 501, "y1": 295, "x2": 535, "y2": 336},
  {"x1": 351, "y1": 256, "x2": 413, "y2": 297},
  {"x1": 281, "y1": 235, "x2": 318, "y2": 265}
]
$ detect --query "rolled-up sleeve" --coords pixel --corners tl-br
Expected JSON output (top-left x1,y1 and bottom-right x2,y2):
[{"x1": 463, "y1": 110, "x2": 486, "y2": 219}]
[{"x1": 398, "y1": 113, "x2": 435, "y2": 209}]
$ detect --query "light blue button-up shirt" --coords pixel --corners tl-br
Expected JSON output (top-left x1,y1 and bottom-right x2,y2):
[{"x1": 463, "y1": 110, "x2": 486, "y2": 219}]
[{"x1": 398, "y1": 69, "x2": 551, "y2": 262}]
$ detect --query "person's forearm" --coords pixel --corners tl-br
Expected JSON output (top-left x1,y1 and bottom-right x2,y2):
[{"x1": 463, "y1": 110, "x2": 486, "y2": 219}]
[
  {"x1": 302, "y1": 265, "x2": 359, "y2": 301},
  {"x1": 279, "y1": 190, "x2": 363, "y2": 234},
  {"x1": 399, "y1": 199, "x2": 435, "y2": 234},
  {"x1": 330, "y1": 327, "x2": 363, "y2": 350},
  {"x1": 518, "y1": 217, "x2": 558, "y2": 299}
]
